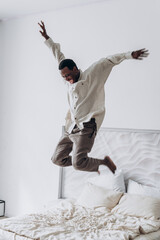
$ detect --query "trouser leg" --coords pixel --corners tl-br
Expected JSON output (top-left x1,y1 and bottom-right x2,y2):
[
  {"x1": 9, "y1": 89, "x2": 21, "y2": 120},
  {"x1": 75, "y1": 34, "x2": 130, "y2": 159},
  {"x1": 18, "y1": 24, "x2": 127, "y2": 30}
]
[
  {"x1": 69, "y1": 119, "x2": 102, "y2": 172},
  {"x1": 51, "y1": 131, "x2": 73, "y2": 167}
]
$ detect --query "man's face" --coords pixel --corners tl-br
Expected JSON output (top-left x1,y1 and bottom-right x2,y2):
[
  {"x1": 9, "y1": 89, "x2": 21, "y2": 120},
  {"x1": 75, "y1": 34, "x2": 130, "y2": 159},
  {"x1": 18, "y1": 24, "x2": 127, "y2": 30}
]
[{"x1": 60, "y1": 66, "x2": 79, "y2": 84}]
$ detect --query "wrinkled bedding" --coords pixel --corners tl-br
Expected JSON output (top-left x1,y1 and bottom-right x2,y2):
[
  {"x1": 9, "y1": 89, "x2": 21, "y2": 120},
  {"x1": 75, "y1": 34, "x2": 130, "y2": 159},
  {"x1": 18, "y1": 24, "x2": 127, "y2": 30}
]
[{"x1": 0, "y1": 199, "x2": 160, "y2": 240}]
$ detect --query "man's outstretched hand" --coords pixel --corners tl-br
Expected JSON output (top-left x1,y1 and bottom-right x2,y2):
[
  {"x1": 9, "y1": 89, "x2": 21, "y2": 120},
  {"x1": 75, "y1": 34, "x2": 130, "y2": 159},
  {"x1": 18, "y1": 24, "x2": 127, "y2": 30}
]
[
  {"x1": 38, "y1": 21, "x2": 49, "y2": 40},
  {"x1": 132, "y1": 48, "x2": 149, "y2": 60}
]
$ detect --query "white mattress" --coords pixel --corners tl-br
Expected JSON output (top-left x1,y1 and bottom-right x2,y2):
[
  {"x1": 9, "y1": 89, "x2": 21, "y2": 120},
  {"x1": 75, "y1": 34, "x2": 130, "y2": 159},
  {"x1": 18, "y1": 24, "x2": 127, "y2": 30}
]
[
  {"x1": 0, "y1": 199, "x2": 160, "y2": 240},
  {"x1": 1, "y1": 229, "x2": 160, "y2": 240},
  {"x1": 1, "y1": 231, "x2": 160, "y2": 240},
  {"x1": 3, "y1": 229, "x2": 160, "y2": 240}
]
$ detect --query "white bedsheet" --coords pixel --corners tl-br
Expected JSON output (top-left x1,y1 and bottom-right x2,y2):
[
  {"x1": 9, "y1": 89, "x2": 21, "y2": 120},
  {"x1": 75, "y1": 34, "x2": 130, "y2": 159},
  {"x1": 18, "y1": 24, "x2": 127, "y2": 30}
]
[
  {"x1": 135, "y1": 230, "x2": 160, "y2": 240},
  {"x1": 0, "y1": 199, "x2": 160, "y2": 240}
]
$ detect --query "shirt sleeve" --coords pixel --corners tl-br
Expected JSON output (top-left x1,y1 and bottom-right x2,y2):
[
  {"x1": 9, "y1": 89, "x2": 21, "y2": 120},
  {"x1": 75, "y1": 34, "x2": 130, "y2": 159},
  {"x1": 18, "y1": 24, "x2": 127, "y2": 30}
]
[
  {"x1": 44, "y1": 38, "x2": 65, "y2": 64},
  {"x1": 106, "y1": 52, "x2": 133, "y2": 66}
]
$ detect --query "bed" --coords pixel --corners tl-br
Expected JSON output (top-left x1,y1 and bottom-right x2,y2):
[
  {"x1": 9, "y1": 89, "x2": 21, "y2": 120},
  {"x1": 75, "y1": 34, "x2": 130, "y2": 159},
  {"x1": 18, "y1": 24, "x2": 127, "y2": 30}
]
[{"x1": 0, "y1": 127, "x2": 160, "y2": 240}]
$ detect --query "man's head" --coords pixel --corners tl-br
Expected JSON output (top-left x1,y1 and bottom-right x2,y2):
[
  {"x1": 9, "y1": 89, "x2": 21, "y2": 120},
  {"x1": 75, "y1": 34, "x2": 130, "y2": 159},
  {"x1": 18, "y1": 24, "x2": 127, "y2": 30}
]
[{"x1": 59, "y1": 59, "x2": 80, "y2": 84}]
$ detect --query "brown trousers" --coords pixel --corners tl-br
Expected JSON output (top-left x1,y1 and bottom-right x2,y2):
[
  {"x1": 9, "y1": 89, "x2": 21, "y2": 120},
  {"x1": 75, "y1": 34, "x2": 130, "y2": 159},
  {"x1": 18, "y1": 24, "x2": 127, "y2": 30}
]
[{"x1": 51, "y1": 118, "x2": 102, "y2": 172}]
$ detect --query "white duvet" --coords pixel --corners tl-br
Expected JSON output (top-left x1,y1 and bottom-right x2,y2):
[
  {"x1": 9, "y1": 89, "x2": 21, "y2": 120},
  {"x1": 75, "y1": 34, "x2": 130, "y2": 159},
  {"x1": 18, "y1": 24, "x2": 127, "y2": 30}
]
[{"x1": 0, "y1": 199, "x2": 160, "y2": 240}]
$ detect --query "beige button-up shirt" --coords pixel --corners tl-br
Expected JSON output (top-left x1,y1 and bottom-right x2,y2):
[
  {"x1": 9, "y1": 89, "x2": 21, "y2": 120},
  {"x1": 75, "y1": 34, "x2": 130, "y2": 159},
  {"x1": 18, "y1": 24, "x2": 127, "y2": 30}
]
[{"x1": 45, "y1": 38, "x2": 133, "y2": 133}]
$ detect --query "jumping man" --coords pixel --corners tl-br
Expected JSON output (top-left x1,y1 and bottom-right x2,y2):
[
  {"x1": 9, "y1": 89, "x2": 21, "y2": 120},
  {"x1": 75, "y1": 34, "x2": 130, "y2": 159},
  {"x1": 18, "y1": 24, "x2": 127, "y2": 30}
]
[{"x1": 38, "y1": 21, "x2": 149, "y2": 174}]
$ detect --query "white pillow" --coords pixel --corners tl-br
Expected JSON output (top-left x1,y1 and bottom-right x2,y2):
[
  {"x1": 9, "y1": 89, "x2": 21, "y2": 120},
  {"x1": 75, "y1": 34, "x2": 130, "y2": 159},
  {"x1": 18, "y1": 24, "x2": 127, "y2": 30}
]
[
  {"x1": 76, "y1": 182, "x2": 123, "y2": 209},
  {"x1": 87, "y1": 168, "x2": 125, "y2": 193},
  {"x1": 127, "y1": 179, "x2": 160, "y2": 199},
  {"x1": 112, "y1": 193, "x2": 160, "y2": 219}
]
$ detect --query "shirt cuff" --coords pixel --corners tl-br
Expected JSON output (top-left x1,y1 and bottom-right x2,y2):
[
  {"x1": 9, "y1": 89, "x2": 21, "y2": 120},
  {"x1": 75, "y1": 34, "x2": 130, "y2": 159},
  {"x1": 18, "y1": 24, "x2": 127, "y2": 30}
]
[
  {"x1": 44, "y1": 38, "x2": 54, "y2": 48},
  {"x1": 125, "y1": 51, "x2": 133, "y2": 59}
]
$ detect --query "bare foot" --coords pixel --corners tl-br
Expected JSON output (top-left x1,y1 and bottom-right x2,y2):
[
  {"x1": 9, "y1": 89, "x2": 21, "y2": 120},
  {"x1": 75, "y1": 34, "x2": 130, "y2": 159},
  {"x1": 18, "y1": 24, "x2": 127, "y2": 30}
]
[{"x1": 103, "y1": 156, "x2": 117, "y2": 174}]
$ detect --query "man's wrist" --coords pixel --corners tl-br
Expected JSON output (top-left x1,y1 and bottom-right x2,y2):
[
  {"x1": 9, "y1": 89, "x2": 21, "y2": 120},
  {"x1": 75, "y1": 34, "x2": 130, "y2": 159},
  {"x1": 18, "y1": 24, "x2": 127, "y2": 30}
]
[
  {"x1": 125, "y1": 51, "x2": 133, "y2": 59},
  {"x1": 44, "y1": 35, "x2": 50, "y2": 40}
]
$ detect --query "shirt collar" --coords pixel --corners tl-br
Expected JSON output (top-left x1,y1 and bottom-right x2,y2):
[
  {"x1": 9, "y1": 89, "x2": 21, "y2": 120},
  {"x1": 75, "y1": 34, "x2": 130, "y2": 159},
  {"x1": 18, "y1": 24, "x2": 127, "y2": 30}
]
[{"x1": 78, "y1": 69, "x2": 83, "y2": 81}]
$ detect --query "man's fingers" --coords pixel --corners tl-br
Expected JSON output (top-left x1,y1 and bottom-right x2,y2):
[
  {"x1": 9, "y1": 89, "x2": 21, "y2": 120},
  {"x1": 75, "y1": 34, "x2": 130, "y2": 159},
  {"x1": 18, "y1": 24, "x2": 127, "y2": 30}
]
[
  {"x1": 39, "y1": 31, "x2": 44, "y2": 36},
  {"x1": 138, "y1": 48, "x2": 149, "y2": 58},
  {"x1": 38, "y1": 21, "x2": 45, "y2": 28},
  {"x1": 38, "y1": 22, "x2": 43, "y2": 29},
  {"x1": 38, "y1": 22, "x2": 46, "y2": 34},
  {"x1": 140, "y1": 51, "x2": 149, "y2": 58},
  {"x1": 141, "y1": 53, "x2": 149, "y2": 57},
  {"x1": 139, "y1": 48, "x2": 146, "y2": 51},
  {"x1": 141, "y1": 50, "x2": 149, "y2": 54},
  {"x1": 138, "y1": 48, "x2": 148, "y2": 52},
  {"x1": 137, "y1": 48, "x2": 148, "y2": 53},
  {"x1": 41, "y1": 21, "x2": 45, "y2": 28},
  {"x1": 38, "y1": 24, "x2": 43, "y2": 30}
]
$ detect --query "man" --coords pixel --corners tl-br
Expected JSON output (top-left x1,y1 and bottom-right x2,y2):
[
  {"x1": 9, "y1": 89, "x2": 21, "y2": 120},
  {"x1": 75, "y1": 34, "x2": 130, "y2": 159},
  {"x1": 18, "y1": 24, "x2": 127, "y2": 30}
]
[{"x1": 38, "y1": 21, "x2": 149, "y2": 174}]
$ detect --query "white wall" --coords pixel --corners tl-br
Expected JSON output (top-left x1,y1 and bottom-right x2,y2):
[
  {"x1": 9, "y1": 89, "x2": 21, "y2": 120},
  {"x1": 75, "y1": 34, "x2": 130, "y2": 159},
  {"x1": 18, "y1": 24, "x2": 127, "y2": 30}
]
[{"x1": 0, "y1": 0, "x2": 160, "y2": 217}]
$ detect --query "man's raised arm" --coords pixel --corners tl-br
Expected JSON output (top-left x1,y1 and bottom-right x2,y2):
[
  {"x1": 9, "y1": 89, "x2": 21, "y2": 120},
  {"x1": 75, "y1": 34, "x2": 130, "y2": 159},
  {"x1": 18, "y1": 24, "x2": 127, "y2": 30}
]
[
  {"x1": 107, "y1": 48, "x2": 149, "y2": 65},
  {"x1": 38, "y1": 20, "x2": 65, "y2": 63}
]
